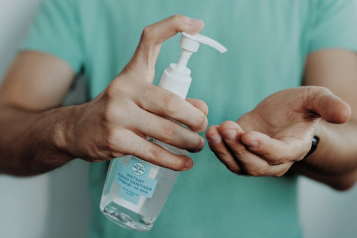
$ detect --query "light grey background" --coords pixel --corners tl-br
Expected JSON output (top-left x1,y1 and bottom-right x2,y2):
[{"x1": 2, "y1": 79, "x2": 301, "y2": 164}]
[{"x1": 0, "y1": 1, "x2": 357, "y2": 238}]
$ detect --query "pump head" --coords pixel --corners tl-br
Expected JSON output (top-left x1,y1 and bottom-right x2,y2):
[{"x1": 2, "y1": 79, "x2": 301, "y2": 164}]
[
  {"x1": 180, "y1": 32, "x2": 228, "y2": 53},
  {"x1": 176, "y1": 32, "x2": 227, "y2": 70},
  {"x1": 159, "y1": 32, "x2": 227, "y2": 99}
]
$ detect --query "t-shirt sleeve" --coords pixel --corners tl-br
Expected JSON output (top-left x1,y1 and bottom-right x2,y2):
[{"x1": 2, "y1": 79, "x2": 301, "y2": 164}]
[
  {"x1": 20, "y1": 0, "x2": 84, "y2": 73},
  {"x1": 308, "y1": 0, "x2": 357, "y2": 53}
]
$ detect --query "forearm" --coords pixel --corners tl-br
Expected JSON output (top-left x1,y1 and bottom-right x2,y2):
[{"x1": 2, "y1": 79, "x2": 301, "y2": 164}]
[
  {"x1": 0, "y1": 103, "x2": 80, "y2": 176},
  {"x1": 293, "y1": 120, "x2": 357, "y2": 190}
]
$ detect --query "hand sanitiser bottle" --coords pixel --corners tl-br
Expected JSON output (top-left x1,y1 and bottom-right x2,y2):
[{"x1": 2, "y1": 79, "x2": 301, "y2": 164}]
[{"x1": 100, "y1": 32, "x2": 227, "y2": 232}]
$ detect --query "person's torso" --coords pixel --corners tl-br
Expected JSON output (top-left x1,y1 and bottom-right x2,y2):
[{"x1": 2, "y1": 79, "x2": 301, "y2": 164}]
[{"x1": 81, "y1": 1, "x2": 311, "y2": 237}]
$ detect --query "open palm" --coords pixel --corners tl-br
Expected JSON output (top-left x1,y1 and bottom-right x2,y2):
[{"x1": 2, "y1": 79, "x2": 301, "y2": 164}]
[{"x1": 206, "y1": 86, "x2": 351, "y2": 177}]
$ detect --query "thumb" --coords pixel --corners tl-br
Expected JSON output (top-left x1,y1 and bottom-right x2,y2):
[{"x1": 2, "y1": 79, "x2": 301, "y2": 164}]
[
  {"x1": 124, "y1": 15, "x2": 204, "y2": 82},
  {"x1": 309, "y1": 87, "x2": 351, "y2": 124}
]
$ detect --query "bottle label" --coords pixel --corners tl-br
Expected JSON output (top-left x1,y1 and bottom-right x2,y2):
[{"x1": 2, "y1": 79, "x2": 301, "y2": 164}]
[{"x1": 115, "y1": 157, "x2": 158, "y2": 205}]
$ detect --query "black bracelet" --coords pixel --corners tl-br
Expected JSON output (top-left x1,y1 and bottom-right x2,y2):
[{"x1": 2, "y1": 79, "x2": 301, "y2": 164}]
[
  {"x1": 284, "y1": 135, "x2": 319, "y2": 177},
  {"x1": 304, "y1": 135, "x2": 320, "y2": 159}
]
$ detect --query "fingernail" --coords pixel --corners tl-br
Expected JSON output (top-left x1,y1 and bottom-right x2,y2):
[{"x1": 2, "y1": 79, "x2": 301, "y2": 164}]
[
  {"x1": 245, "y1": 140, "x2": 259, "y2": 148},
  {"x1": 185, "y1": 159, "x2": 193, "y2": 169},
  {"x1": 195, "y1": 137, "x2": 205, "y2": 152},
  {"x1": 190, "y1": 18, "x2": 202, "y2": 27},
  {"x1": 209, "y1": 134, "x2": 222, "y2": 144},
  {"x1": 199, "y1": 117, "x2": 208, "y2": 132},
  {"x1": 221, "y1": 129, "x2": 237, "y2": 141}
]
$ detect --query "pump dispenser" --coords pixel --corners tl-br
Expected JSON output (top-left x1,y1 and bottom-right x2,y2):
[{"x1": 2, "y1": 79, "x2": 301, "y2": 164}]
[
  {"x1": 159, "y1": 32, "x2": 227, "y2": 98},
  {"x1": 100, "y1": 32, "x2": 227, "y2": 232}
]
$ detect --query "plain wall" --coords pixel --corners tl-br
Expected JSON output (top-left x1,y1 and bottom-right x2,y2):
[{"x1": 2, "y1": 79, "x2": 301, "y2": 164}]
[{"x1": 0, "y1": 1, "x2": 357, "y2": 238}]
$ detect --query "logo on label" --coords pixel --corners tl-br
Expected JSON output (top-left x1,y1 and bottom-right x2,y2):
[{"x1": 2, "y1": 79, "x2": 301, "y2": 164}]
[
  {"x1": 132, "y1": 162, "x2": 145, "y2": 176},
  {"x1": 115, "y1": 157, "x2": 158, "y2": 204}
]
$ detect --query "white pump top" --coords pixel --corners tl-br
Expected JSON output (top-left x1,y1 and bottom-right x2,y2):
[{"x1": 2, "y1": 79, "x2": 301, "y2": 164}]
[
  {"x1": 158, "y1": 32, "x2": 227, "y2": 99},
  {"x1": 180, "y1": 32, "x2": 227, "y2": 53}
]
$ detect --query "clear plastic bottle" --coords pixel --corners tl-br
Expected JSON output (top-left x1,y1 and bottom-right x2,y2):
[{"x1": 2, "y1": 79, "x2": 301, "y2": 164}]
[
  {"x1": 100, "y1": 32, "x2": 227, "y2": 231},
  {"x1": 100, "y1": 138, "x2": 186, "y2": 231}
]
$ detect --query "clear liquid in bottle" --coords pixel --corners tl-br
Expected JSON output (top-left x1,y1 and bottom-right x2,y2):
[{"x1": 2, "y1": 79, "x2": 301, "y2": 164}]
[{"x1": 100, "y1": 138, "x2": 186, "y2": 231}]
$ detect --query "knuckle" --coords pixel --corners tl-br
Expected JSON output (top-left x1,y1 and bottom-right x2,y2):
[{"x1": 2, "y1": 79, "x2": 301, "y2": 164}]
[
  {"x1": 306, "y1": 86, "x2": 331, "y2": 106},
  {"x1": 191, "y1": 113, "x2": 206, "y2": 130},
  {"x1": 171, "y1": 14, "x2": 185, "y2": 24},
  {"x1": 231, "y1": 147, "x2": 246, "y2": 158},
  {"x1": 161, "y1": 94, "x2": 180, "y2": 114},
  {"x1": 274, "y1": 171, "x2": 287, "y2": 178},
  {"x1": 106, "y1": 82, "x2": 120, "y2": 99},
  {"x1": 248, "y1": 167, "x2": 268, "y2": 177},
  {"x1": 105, "y1": 130, "x2": 121, "y2": 155},
  {"x1": 186, "y1": 135, "x2": 202, "y2": 152},
  {"x1": 317, "y1": 86, "x2": 331, "y2": 94},
  {"x1": 317, "y1": 86, "x2": 331, "y2": 97},
  {"x1": 103, "y1": 102, "x2": 118, "y2": 123},
  {"x1": 159, "y1": 122, "x2": 175, "y2": 141},
  {"x1": 225, "y1": 163, "x2": 241, "y2": 174},
  {"x1": 141, "y1": 25, "x2": 153, "y2": 45},
  {"x1": 106, "y1": 130, "x2": 117, "y2": 147},
  {"x1": 107, "y1": 150, "x2": 119, "y2": 159},
  {"x1": 85, "y1": 147, "x2": 101, "y2": 161},
  {"x1": 279, "y1": 158, "x2": 291, "y2": 164},
  {"x1": 210, "y1": 146, "x2": 228, "y2": 160},
  {"x1": 147, "y1": 147, "x2": 165, "y2": 164},
  {"x1": 90, "y1": 143, "x2": 118, "y2": 160},
  {"x1": 268, "y1": 158, "x2": 289, "y2": 165},
  {"x1": 192, "y1": 136, "x2": 202, "y2": 150},
  {"x1": 106, "y1": 80, "x2": 129, "y2": 100}
]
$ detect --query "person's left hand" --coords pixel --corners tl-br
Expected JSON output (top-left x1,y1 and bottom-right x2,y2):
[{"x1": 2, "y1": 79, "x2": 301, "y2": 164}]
[{"x1": 206, "y1": 86, "x2": 351, "y2": 177}]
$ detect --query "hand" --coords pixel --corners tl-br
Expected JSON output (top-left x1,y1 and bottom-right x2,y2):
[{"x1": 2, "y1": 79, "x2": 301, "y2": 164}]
[
  {"x1": 60, "y1": 15, "x2": 207, "y2": 171},
  {"x1": 206, "y1": 87, "x2": 351, "y2": 177}
]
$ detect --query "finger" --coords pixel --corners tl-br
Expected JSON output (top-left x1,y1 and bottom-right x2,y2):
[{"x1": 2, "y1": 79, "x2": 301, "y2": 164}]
[
  {"x1": 113, "y1": 130, "x2": 193, "y2": 171},
  {"x1": 218, "y1": 121, "x2": 269, "y2": 174},
  {"x1": 186, "y1": 98, "x2": 209, "y2": 116},
  {"x1": 308, "y1": 87, "x2": 351, "y2": 124},
  {"x1": 135, "y1": 84, "x2": 208, "y2": 132},
  {"x1": 206, "y1": 125, "x2": 243, "y2": 174},
  {"x1": 127, "y1": 15, "x2": 204, "y2": 82},
  {"x1": 220, "y1": 127, "x2": 293, "y2": 177},
  {"x1": 218, "y1": 121, "x2": 284, "y2": 176},
  {"x1": 241, "y1": 131, "x2": 310, "y2": 165},
  {"x1": 210, "y1": 122, "x2": 293, "y2": 176},
  {"x1": 208, "y1": 123, "x2": 293, "y2": 177},
  {"x1": 132, "y1": 108, "x2": 205, "y2": 152},
  {"x1": 267, "y1": 162, "x2": 295, "y2": 177}
]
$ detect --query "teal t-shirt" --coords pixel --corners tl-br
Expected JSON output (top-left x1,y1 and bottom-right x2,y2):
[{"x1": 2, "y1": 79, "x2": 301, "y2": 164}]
[{"x1": 21, "y1": 0, "x2": 357, "y2": 237}]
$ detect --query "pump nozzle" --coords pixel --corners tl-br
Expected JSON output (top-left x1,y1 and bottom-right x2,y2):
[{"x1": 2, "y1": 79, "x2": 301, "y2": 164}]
[
  {"x1": 180, "y1": 32, "x2": 227, "y2": 53},
  {"x1": 175, "y1": 32, "x2": 227, "y2": 70},
  {"x1": 159, "y1": 32, "x2": 227, "y2": 99}
]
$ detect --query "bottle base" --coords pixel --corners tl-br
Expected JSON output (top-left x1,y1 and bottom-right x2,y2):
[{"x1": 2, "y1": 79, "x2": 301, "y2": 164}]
[{"x1": 102, "y1": 207, "x2": 154, "y2": 232}]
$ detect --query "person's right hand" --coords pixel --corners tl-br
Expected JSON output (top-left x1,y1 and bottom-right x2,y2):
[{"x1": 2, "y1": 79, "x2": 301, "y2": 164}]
[{"x1": 60, "y1": 15, "x2": 207, "y2": 171}]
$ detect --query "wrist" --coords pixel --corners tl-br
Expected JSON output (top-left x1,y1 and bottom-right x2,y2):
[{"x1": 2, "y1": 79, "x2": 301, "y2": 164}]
[
  {"x1": 295, "y1": 121, "x2": 356, "y2": 176},
  {"x1": 51, "y1": 105, "x2": 84, "y2": 161}
]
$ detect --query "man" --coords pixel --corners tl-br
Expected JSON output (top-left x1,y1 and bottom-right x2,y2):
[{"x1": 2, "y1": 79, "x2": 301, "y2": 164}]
[{"x1": 1, "y1": 0, "x2": 357, "y2": 237}]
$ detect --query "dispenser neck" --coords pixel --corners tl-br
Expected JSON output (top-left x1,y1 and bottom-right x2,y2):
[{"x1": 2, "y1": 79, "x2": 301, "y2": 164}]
[{"x1": 176, "y1": 49, "x2": 193, "y2": 70}]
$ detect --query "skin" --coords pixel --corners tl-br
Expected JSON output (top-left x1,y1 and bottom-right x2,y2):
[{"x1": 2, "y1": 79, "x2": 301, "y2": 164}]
[
  {"x1": 0, "y1": 15, "x2": 208, "y2": 175},
  {"x1": 0, "y1": 15, "x2": 356, "y2": 191},
  {"x1": 206, "y1": 49, "x2": 357, "y2": 191}
]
